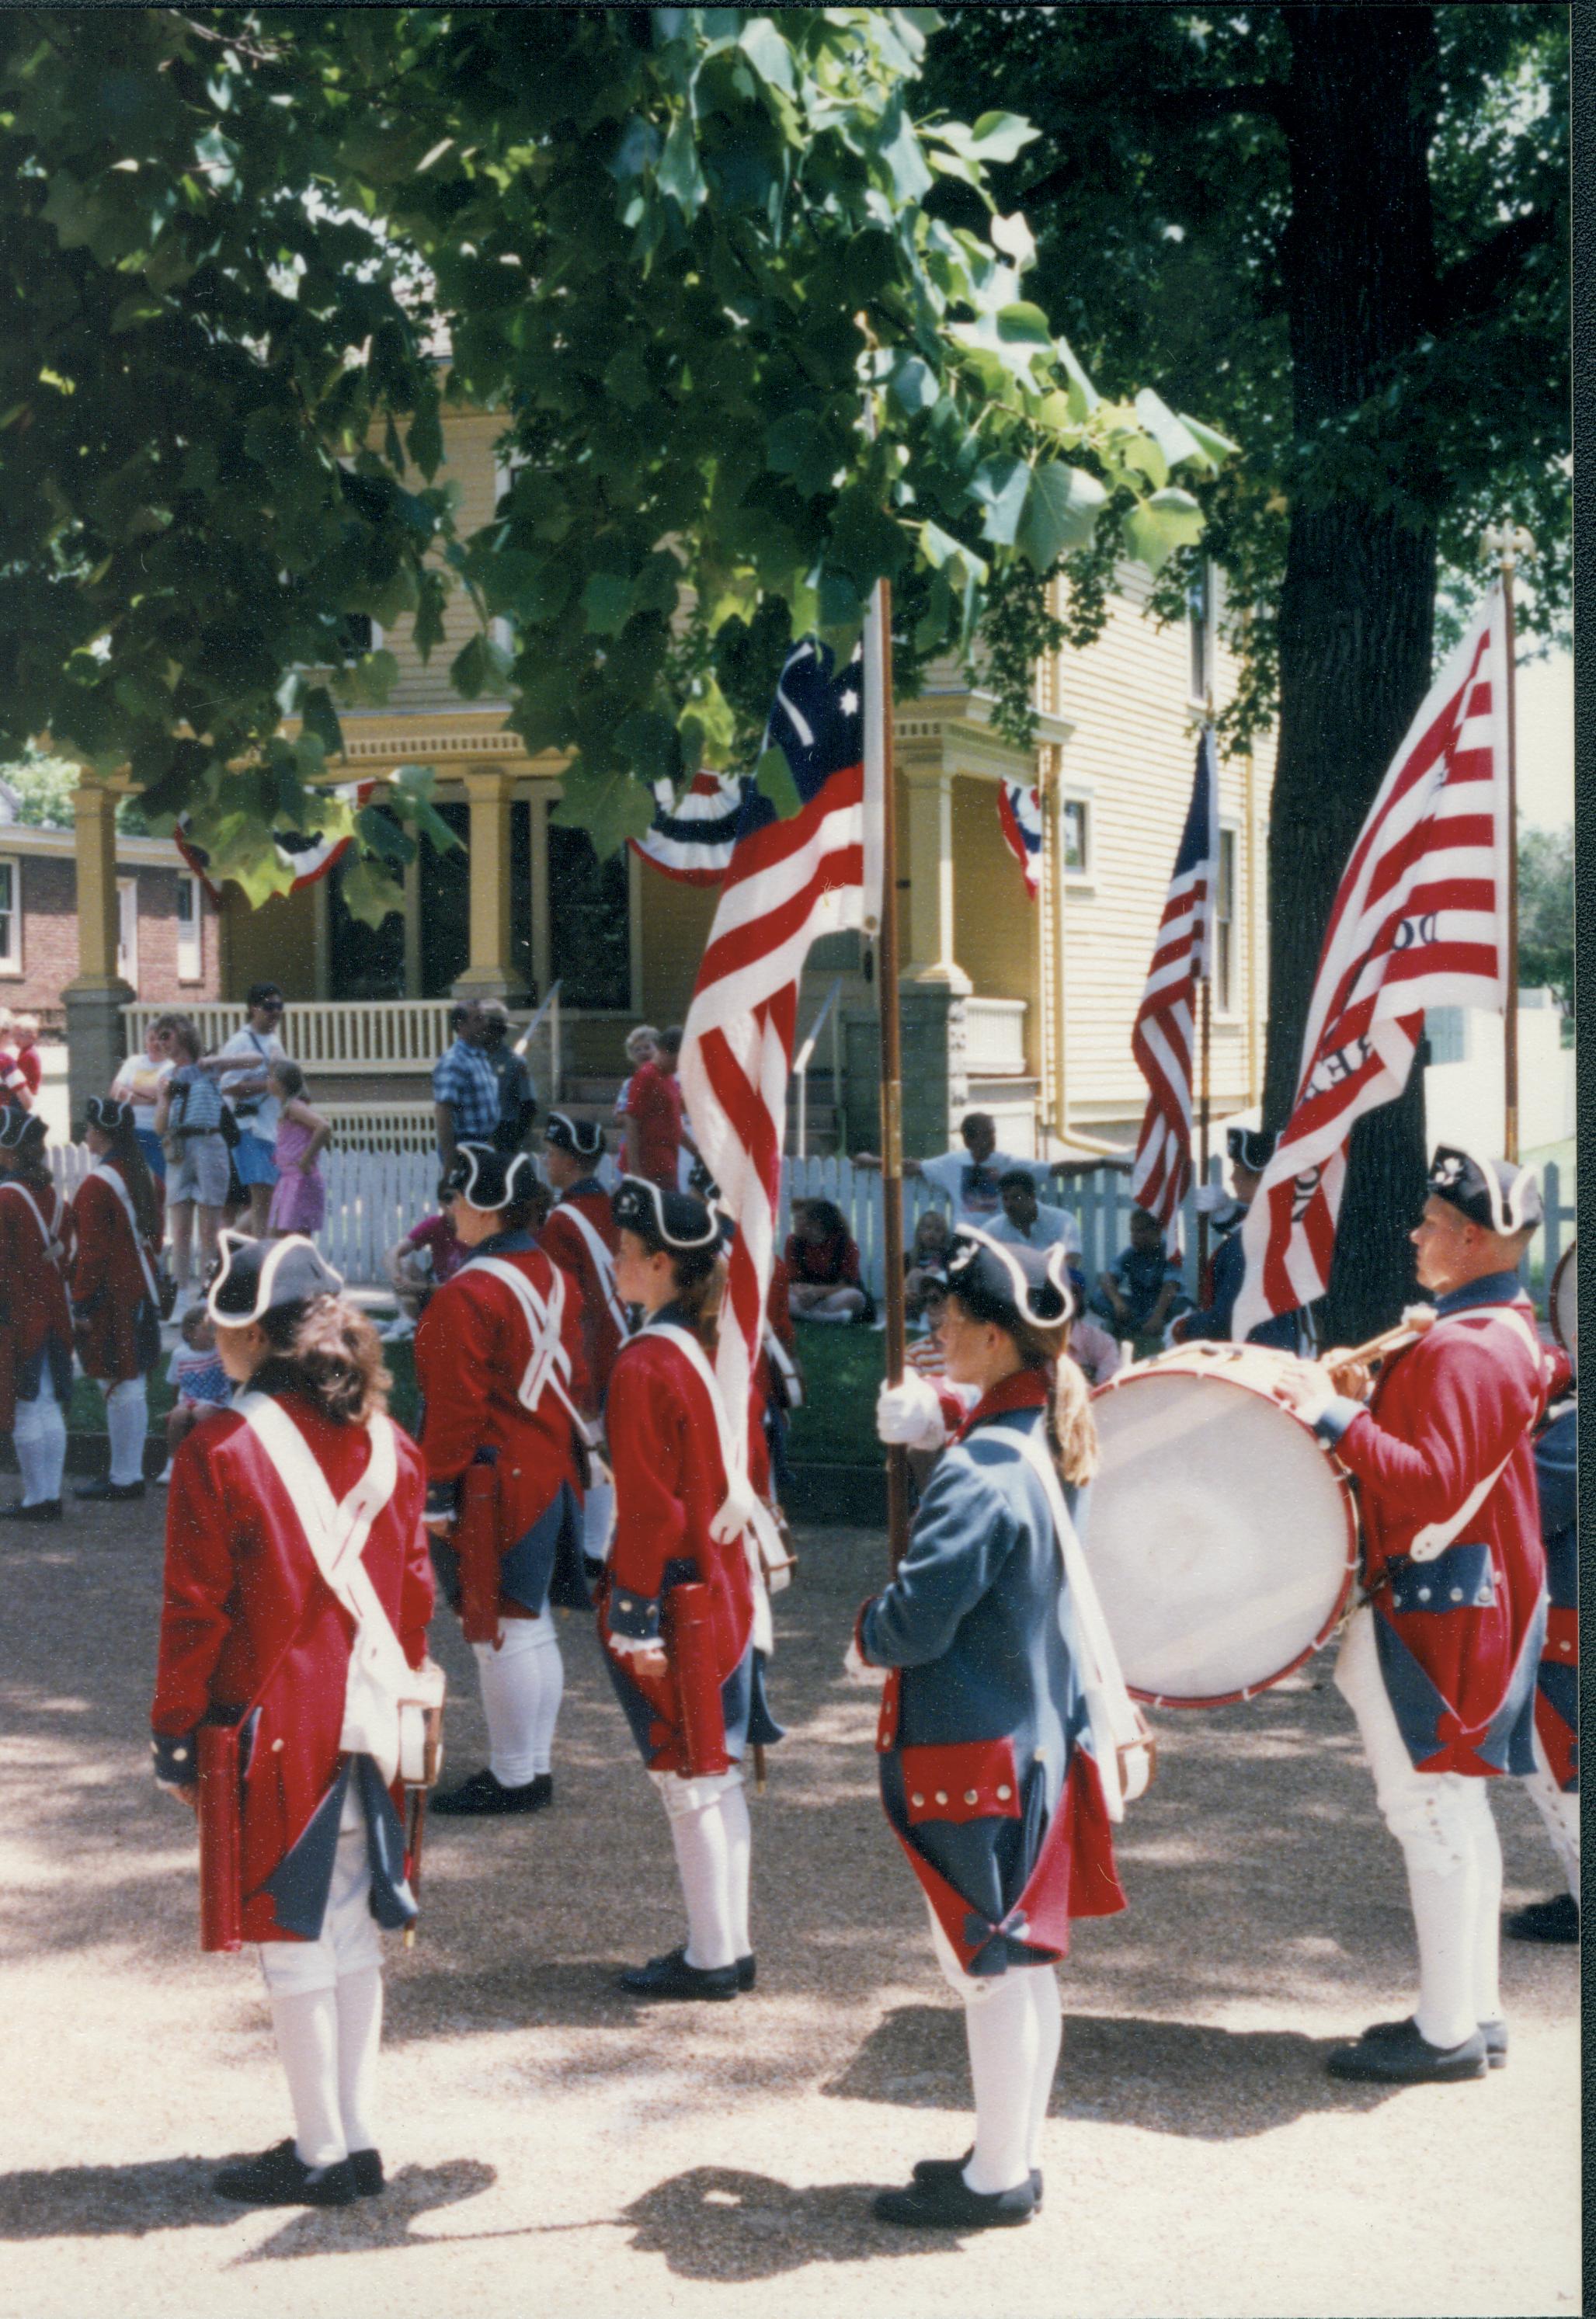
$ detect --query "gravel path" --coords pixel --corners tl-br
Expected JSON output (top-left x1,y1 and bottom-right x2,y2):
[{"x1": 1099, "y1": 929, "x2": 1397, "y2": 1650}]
[{"x1": 0, "y1": 1494, "x2": 1580, "y2": 2319}]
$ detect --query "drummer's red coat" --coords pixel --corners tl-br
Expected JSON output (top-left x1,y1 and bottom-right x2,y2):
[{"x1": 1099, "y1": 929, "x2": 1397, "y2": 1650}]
[
  {"x1": 540, "y1": 1180, "x2": 624, "y2": 1412},
  {"x1": 1333, "y1": 1279, "x2": 1551, "y2": 1777},
  {"x1": 70, "y1": 1163, "x2": 158, "y2": 1382},
  {"x1": 0, "y1": 1173, "x2": 72, "y2": 1429},
  {"x1": 151, "y1": 1395, "x2": 434, "y2": 1941}
]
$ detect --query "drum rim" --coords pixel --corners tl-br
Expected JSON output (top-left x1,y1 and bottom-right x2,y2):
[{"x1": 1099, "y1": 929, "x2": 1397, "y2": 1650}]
[
  {"x1": 1550, "y1": 1238, "x2": 1577, "y2": 1358},
  {"x1": 1089, "y1": 1354, "x2": 1361, "y2": 1710}
]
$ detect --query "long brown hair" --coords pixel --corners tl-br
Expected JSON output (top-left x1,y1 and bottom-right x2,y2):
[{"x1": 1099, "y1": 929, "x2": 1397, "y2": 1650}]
[
  {"x1": 249, "y1": 1293, "x2": 391, "y2": 1426},
  {"x1": 1007, "y1": 1315, "x2": 1101, "y2": 1489},
  {"x1": 101, "y1": 1113, "x2": 162, "y2": 1243},
  {"x1": 670, "y1": 1246, "x2": 726, "y2": 1352}
]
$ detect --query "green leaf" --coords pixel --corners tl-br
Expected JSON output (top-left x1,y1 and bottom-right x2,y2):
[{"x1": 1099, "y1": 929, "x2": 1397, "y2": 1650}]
[
  {"x1": 1121, "y1": 488, "x2": 1206, "y2": 573},
  {"x1": 754, "y1": 742, "x2": 801, "y2": 818},
  {"x1": 451, "y1": 634, "x2": 492, "y2": 697},
  {"x1": 875, "y1": 95, "x2": 933, "y2": 203},
  {"x1": 1177, "y1": 411, "x2": 1242, "y2": 470},
  {"x1": 297, "y1": 684, "x2": 345, "y2": 759},
  {"x1": 339, "y1": 854, "x2": 405, "y2": 930},
  {"x1": 738, "y1": 16, "x2": 796, "y2": 97},
  {"x1": 886, "y1": 353, "x2": 940, "y2": 416},
  {"x1": 581, "y1": 572, "x2": 635, "y2": 636},
  {"x1": 658, "y1": 111, "x2": 708, "y2": 215},
  {"x1": 967, "y1": 111, "x2": 1041, "y2": 164},
  {"x1": 615, "y1": 710, "x2": 683, "y2": 788},
  {"x1": 995, "y1": 301, "x2": 1052, "y2": 349},
  {"x1": 969, "y1": 455, "x2": 1031, "y2": 547},
  {"x1": 766, "y1": 411, "x2": 844, "y2": 499},
  {"x1": 551, "y1": 763, "x2": 655, "y2": 857},
  {"x1": 1016, "y1": 463, "x2": 1108, "y2": 569},
  {"x1": 406, "y1": 395, "x2": 443, "y2": 482},
  {"x1": 1132, "y1": 388, "x2": 1203, "y2": 471},
  {"x1": 827, "y1": 486, "x2": 909, "y2": 586}
]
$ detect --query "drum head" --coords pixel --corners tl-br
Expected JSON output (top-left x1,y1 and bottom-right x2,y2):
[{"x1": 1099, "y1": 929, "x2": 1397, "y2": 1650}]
[
  {"x1": 1552, "y1": 1240, "x2": 1577, "y2": 1375},
  {"x1": 1086, "y1": 1368, "x2": 1354, "y2": 1707}
]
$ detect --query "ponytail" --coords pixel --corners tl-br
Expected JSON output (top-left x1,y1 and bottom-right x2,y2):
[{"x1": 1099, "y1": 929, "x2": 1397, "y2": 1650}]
[
  {"x1": 671, "y1": 1246, "x2": 725, "y2": 1352},
  {"x1": 1008, "y1": 1316, "x2": 1101, "y2": 1490}
]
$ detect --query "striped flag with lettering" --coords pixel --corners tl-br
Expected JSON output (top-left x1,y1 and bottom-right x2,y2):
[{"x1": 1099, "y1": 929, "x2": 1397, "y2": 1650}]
[
  {"x1": 680, "y1": 629, "x2": 884, "y2": 1485},
  {"x1": 1234, "y1": 588, "x2": 1510, "y2": 1338},
  {"x1": 1128, "y1": 731, "x2": 1219, "y2": 1237}
]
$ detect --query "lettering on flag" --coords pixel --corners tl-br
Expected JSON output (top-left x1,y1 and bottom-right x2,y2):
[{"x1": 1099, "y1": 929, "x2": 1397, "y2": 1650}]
[{"x1": 1128, "y1": 731, "x2": 1220, "y2": 1246}]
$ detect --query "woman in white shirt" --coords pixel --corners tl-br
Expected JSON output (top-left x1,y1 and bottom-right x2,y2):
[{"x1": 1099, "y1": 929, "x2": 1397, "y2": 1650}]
[{"x1": 110, "y1": 1015, "x2": 179, "y2": 1203}]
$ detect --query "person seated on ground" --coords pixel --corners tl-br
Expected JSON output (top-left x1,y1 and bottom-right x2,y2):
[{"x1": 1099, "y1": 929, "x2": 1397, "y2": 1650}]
[
  {"x1": 988, "y1": 1169, "x2": 1082, "y2": 1257},
  {"x1": 381, "y1": 1180, "x2": 466, "y2": 1340},
  {"x1": 158, "y1": 1303, "x2": 233, "y2": 1483},
  {"x1": 905, "y1": 1209, "x2": 951, "y2": 1321},
  {"x1": 855, "y1": 1111, "x2": 1065, "y2": 1231},
  {"x1": 784, "y1": 1198, "x2": 868, "y2": 1322},
  {"x1": 1093, "y1": 1208, "x2": 1187, "y2": 1348}
]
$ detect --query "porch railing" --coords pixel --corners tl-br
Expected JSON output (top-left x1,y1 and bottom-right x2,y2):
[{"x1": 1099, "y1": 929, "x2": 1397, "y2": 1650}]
[
  {"x1": 964, "y1": 996, "x2": 1027, "y2": 1076},
  {"x1": 121, "y1": 994, "x2": 562, "y2": 1098}
]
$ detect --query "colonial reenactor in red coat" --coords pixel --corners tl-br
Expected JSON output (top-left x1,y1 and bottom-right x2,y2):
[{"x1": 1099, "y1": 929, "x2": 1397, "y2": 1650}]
[
  {"x1": 417, "y1": 1143, "x2": 592, "y2": 1818},
  {"x1": 70, "y1": 1094, "x2": 164, "y2": 1502},
  {"x1": 151, "y1": 1234, "x2": 439, "y2": 2209},
  {"x1": 538, "y1": 1111, "x2": 627, "y2": 1561},
  {"x1": 0, "y1": 1107, "x2": 73, "y2": 1523},
  {"x1": 602, "y1": 1177, "x2": 783, "y2": 2002},
  {"x1": 1287, "y1": 1147, "x2": 1556, "y2": 2084}
]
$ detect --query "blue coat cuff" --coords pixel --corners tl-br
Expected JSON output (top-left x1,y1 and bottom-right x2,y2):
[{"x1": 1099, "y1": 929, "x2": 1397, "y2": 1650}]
[
  {"x1": 607, "y1": 1587, "x2": 662, "y2": 1643},
  {"x1": 151, "y1": 1728, "x2": 199, "y2": 1788},
  {"x1": 1314, "y1": 1396, "x2": 1365, "y2": 1445}
]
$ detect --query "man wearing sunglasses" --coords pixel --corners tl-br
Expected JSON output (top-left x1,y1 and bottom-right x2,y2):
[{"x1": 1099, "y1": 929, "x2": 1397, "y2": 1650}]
[{"x1": 203, "y1": 984, "x2": 289, "y2": 1236}]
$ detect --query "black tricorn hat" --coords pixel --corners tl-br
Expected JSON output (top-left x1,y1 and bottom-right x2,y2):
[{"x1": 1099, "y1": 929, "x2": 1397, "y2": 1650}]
[
  {"x1": 1226, "y1": 1124, "x2": 1278, "y2": 1173},
  {"x1": 83, "y1": 1095, "x2": 133, "y2": 1136},
  {"x1": 544, "y1": 1111, "x2": 604, "y2": 1160},
  {"x1": 206, "y1": 1230, "x2": 343, "y2": 1326},
  {"x1": 444, "y1": 1142, "x2": 537, "y2": 1213},
  {"x1": 611, "y1": 1173, "x2": 719, "y2": 1253},
  {"x1": 1427, "y1": 1146, "x2": 1542, "y2": 1236},
  {"x1": 0, "y1": 1104, "x2": 44, "y2": 1154},
  {"x1": 945, "y1": 1226, "x2": 1077, "y2": 1332}
]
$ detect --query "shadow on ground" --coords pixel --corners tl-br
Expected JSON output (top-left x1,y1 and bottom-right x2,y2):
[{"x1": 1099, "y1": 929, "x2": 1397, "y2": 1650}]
[
  {"x1": 0, "y1": 2156, "x2": 493, "y2": 2247},
  {"x1": 620, "y1": 2165, "x2": 957, "y2": 2279}
]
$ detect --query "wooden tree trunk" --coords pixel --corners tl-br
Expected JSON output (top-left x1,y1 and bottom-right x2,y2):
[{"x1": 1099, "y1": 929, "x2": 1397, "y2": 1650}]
[{"x1": 1266, "y1": 6, "x2": 1442, "y2": 1342}]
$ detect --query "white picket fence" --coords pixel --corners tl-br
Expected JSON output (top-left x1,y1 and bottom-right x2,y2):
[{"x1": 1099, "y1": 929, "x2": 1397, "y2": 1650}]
[{"x1": 48, "y1": 1142, "x2": 1572, "y2": 1314}]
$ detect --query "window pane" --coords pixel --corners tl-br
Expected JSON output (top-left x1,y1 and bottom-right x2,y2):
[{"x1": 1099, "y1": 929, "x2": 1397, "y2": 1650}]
[
  {"x1": 176, "y1": 876, "x2": 195, "y2": 928},
  {"x1": 1062, "y1": 800, "x2": 1087, "y2": 871},
  {"x1": 0, "y1": 860, "x2": 12, "y2": 962},
  {"x1": 549, "y1": 823, "x2": 630, "y2": 1009}
]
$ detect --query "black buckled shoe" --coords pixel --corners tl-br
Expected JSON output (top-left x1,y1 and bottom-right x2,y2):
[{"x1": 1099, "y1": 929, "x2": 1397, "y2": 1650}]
[
  {"x1": 74, "y1": 1479, "x2": 146, "y2": 1503},
  {"x1": 431, "y1": 1767, "x2": 547, "y2": 1817},
  {"x1": 618, "y1": 1945, "x2": 739, "y2": 2001},
  {"x1": 1358, "y1": 2014, "x2": 1507, "y2": 2071},
  {"x1": 211, "y1": 2139, "x2": 357, "y2": 2206},
  {"x1": 874, "y1": 2171, "x2": 1038, "y2": 2230},
  {"x1": 1326, "y1": 2018, "x2": 1488, "y2": 2083},
  {"x1": 0, "y1": 1498, "x2": 62, "y2": 1522},
  {"x1": 348, "y1": 2149, "x2": 384, "y2": 2197},
  {"x1": 912, "y1": 2149, "x2": 1043, "y2": 2205},
  {"x1": 735, "y1": 1954, "x2": 756, "y2": 1992},
  {"x1": 1504, "y1": 1891, "x2": 1579, "y2": 1944}
]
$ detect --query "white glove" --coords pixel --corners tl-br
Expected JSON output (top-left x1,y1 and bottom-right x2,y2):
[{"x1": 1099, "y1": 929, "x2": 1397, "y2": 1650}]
[
  {"x1": 1193, "y1": 1184, "x2": 1226, "y2": 1215},
  {"x1": 1288, "y1": 1364, "x2": 1339, "y2": 1424},
  {"x1": 842, "y1": 1633, "x2": 881, "y2": 1688},
  {"x1": 875, "y1": 1371, "x2": 948, "y2": 1452}
]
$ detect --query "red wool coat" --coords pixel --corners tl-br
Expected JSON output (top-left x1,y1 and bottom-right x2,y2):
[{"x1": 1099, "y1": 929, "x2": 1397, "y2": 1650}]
[
  {"x1": 540, "y1": 1183, "x2": 626, "y2": 1414},
  {"x1": 151, "y1": 1393, "x2": 434, "y2": 1942},
  {"x1": 0, "y1": 1172, "x2": 73, "y2": 1430},
  {"x1": 413, "y1": 1233, "x2": 589, "y2": 1550},
  {"x1": 1332, "y1": 1281, "x2": 1551, "y2": 1776},
  {"x1": 70, "y1": 1163, "x2": 160, "y2": 1382}
]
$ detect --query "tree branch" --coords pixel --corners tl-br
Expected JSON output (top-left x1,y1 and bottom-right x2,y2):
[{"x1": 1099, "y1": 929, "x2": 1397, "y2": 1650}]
[
  {"x1": 1022, "y1": 82, "x2": 1291, "y2": 209},
  {"x1": 1427, "y1": 207, "x2": 1560, "y2": 332}
]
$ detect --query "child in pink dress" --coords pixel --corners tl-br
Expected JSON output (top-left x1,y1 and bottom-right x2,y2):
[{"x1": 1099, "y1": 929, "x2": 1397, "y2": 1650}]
[{"x1": 266, "y1": 1062, "x2": 331, "y2": 1236}]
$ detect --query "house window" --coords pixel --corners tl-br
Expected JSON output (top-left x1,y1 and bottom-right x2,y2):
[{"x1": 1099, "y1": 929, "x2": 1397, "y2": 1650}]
[
  {"x1": 1061, "y1": 798, "x2": 1090, "y2": 874},
  {"x1": 0, "y1": 858, "x2": 18, "y2": 972},
  {"x1": 549, "y1": 823, "x2": 631, "y2": 1009},
  {"x1": 1426, "y1": 1007, "x2": 1466, "y2": 1066},
  {"x1": 336, "y1": 612, "x2": 383, "y2": 662},
  {"x1": 1188, "y1": 561, "x2": 1212, "y2": 704},
  {"x1": 1213, "y1": 828, "x2": 1236, "y2": 1013},
  {"x1": 176, "y1": 872, "x2": 202, "y2": 982},
  {"x1": 117, "y1": 876, "x2": 139, "y2": 988}
]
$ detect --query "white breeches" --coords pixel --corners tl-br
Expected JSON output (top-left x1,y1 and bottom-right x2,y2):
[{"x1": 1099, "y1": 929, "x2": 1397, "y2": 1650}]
[
  {"x1": 474, "y1": 1617, "x2": 563, "y2": 1786},
  {"x1": 649, "y1": 1764, "x2": 750, "y2": 1971},
  {"x1": 100, "y1": 1375, "x2": 148, "y2": 1488},
  {"x1": 927, "y1": 1901, "x2": 1061, "y2": 2192},
  {"x1": 258, "y1": 1793, "x2": 384, "y2": 2169},
  {"x1": 12, "y1": 1368, "x2": 66, "y2": 1504},
  {"x1": 1337, "y1": 1604, "x2": 1503, "y2": 2047},
  {"x1": 1524, "y1": 1725, "x2": 1580, "y2": 1897}
]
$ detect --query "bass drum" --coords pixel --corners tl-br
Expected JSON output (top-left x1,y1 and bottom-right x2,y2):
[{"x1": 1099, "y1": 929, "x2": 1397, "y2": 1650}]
[
  {"x1": 1550, "y1": 1239, "x2": 1577, "y2": 1377},
  {"x1": 1086, "y1": 1343, "x2": 1358, "y2": 1709}
]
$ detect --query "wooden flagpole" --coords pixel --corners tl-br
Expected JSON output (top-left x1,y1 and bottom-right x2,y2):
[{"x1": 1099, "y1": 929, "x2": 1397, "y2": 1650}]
[
  {"x1": 1483, "y1": 524, "x2": 1532, "y2": 1164},
  {"x1": 1197, "y1": 974, "x2": 1212, "y2": 1278},
  {"x1": 873, "y1": 576, "x2": 911, "y2": 1567}
]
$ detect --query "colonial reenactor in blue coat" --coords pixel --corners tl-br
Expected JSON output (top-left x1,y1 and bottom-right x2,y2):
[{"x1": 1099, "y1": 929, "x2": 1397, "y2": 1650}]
[
  {"x1": 854, "y1": 1230, "x2": 1126, "y2": 2231},
  {"x1": 1176, "y1": 1125, "x2": 1301, "y2": 1351}
]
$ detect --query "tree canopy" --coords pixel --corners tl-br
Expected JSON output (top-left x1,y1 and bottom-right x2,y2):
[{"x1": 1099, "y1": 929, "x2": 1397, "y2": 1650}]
[{"x1": 0, "y1": 5, "x2": 1219, "y2": 915}]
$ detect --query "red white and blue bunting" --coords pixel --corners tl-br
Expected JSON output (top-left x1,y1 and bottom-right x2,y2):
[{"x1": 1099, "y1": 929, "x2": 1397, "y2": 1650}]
[
  {"x1": 176, "y1": 778, "x2": 379, "y2": 904},
  {"x1": 998, "y1": 777, "x2": 1043, "y2": 899},
  {"x1": 629, "y1": 767, "x2": 748, "y2": 888}
]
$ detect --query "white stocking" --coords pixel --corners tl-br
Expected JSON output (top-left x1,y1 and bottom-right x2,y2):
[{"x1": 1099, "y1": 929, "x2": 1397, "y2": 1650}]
[
  {"x1": 1024, "y1": 1966, "x2": 1063, "y2": 2170},
  {"x1": 103, "y1": 1375, "x2": 148, "y2": 1488},
  {"x1": 474, "y1": 1620, "x2": 559, "y2": 1788},
  {"x1": 267, "y1": 1988, "x2": 346, "y2": 2170},
  {"x1": 526, "y1": 1620, "x2": 564, "y2": 1775},
  {"x1": 1406, "y1": 1858, "x2": 1482, "y2": 2051},
  {"x1": 961, "y1": 1969, "x2": 1040, "y2": 2196},
  {"x1": 720, "y1": 1772, "x2": 752, "y2": 1958},
  {"x1": 336, "y1": 1966, "x2": 384, "y2": 2154},
  {"x1": 650, "y1": 1770, "x2": 739, "y2": 1970},
  {"x1": 1470, "y1": 1800, "x2": 1504, "y2": 2025},
  {"x1": 13, "y1": 1372, "x2": 66, "y2": 1504}
]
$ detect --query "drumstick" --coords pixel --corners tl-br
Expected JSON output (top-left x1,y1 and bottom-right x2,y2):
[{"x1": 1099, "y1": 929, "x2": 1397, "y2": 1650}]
[{"x1": 1328, "y1": 1322, "x2": 1418, "y2": 1375}]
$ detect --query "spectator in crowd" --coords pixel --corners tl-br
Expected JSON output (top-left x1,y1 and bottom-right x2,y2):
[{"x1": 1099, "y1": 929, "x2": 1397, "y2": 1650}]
[
  {"x1": 382, "y1": 1179, "x2": 468, "y2": 1340},
  {"x1": 432, "y1": 1000, "x2": 499, "y2": 1171},
  {"x1": 265, "y1": 1062, "x2": 331, "y2": 1239},
  {"x1": 905, "y1": 1208, "x2": 951, "y2": 1323},
  {"x1": 205, "y1": 983, "x2": 288, "y2": 1234},
  {"x1": 482, "y1": 1001, "x2": 537, "y2": 1154},
  {"x1": 614, "y1": 1024, "x2": 659, "y2": 1125},
  {"x1": 0, "y1": 1008, "x2": 33, "y2": 1111},
  {"x1": 1063, "y1": 1266, "x2": 1124, "y2": 1386},
  {"x1": 622, "y1": 1024, "x2": 687, "y2": 1191},
  {"x1": 1094, "y1": 1207, "x2": 1187, "y2": 1347},
  {"x1": 156, "y1": 1302, "x2": 232, "y2": 1483},
  {"x1": 8, "y1": 1013, "x2": 41, "y2": 1100},
  {"x1": 110, "y1": 1013, "x2": 181, "y2": 1202},
  {"x1": 989, "y1": 1167, "x2": 1083, "y2": 1256},
  {"x1": 856, "y1": 1111, "x2": 1065, "y2": 1229},
  {"x1": 155, "y1": 1018, "x2": 230, "y2": 1309},
  {"x1": 784, "y1": 1198, "x2": 868, "y2": 1323}
]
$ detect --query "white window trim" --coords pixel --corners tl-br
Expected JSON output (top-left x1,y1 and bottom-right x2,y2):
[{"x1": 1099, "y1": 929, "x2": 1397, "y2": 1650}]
[
  {"x1": 176, "y1": 871, "x2": 203, "y2": 984},
  {"x1": 116, "y1": 875, "x2": 139, "y2": 990},
  {"x1": 1211, "y1": 819, "x2": 1242, "y2": 1020},
  {"x1": 1059, "y1": 785, "x2": 1095, "y2": 889},
  {"x1": 0, "y1": 854, "x2": 19, "y2": 975}
]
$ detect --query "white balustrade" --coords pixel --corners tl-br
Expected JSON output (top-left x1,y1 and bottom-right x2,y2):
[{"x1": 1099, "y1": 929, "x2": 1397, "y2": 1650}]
[
  {"x1": 963, "y1": 996, "x2": 1028, "y2": 1076},
  {"x1": 121, "y1": 992, "x2": 563, "y2": 1096}
]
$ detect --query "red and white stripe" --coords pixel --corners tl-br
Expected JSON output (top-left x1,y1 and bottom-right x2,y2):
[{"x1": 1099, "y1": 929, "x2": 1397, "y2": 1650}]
[
  {"x1": 1128, "y1": 732, "x2": 1219, "y2": 1240},
  {"x1": 1234, "y1": 588, "x2": 1510, "y2": 1338}
]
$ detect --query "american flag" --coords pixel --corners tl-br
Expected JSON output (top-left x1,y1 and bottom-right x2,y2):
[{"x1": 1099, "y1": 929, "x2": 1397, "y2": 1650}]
[
  {"x1": 1233, "y1": 588, "x2": 1509, "y2": 1339},
  {"x1": 1128, "y1": 730, "x2": 1219, "y2": 1236},
  {"x1": 630, "y1": 767, "x2": 745, "y2": 886},
  {"x1": 680, "y1": 631, "x2": 882, "y2": 1470},
  {"x1": 998, "y1": 778, "x2": 1043, "y2": 899}
]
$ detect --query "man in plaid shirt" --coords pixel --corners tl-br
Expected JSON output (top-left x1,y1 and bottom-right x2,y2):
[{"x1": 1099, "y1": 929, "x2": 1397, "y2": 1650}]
[{"x1": 432, "y1": 1001, "x2": 500, "y2": 1168}]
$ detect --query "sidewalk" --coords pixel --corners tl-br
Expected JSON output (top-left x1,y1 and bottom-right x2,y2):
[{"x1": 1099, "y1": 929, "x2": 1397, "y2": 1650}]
[{"x1": 0, "y1": 1496, "x2": 1579, "y2": 2319}]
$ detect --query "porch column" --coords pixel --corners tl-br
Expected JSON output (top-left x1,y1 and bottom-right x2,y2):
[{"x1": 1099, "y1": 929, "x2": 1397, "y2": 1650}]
[
  {"x1": 63, "y1": 780, "x2": 134, "y2": 1125},
  {"x1": 453, "y1": 765, "x2": 527, "y2": 1001},
  {"x1": 895, "y1": 765, "x2": 969, "y2": 1156}
]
